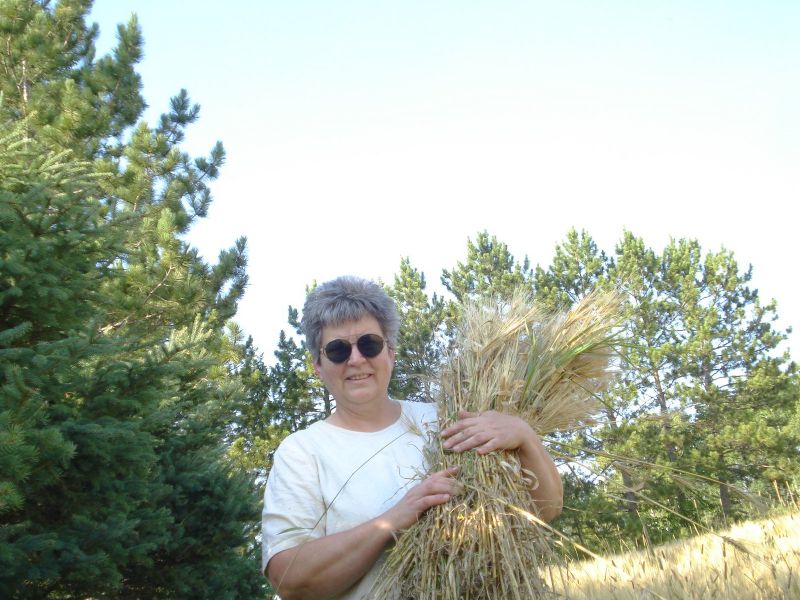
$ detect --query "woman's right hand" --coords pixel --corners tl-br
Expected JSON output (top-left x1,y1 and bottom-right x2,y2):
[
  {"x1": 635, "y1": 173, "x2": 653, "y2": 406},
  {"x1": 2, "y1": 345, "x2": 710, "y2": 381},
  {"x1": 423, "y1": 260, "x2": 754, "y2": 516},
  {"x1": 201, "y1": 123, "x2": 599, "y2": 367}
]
[{"x1": 380, "y1": 466, "x2": 460, "y2": 532}]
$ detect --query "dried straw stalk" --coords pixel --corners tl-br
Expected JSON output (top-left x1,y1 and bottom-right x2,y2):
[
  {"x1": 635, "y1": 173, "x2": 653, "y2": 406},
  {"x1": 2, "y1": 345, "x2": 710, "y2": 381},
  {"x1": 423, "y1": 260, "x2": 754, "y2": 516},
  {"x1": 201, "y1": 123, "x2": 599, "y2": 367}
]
[{"x1": 373, "y1": 290, "x2": 622, "y2": 600}]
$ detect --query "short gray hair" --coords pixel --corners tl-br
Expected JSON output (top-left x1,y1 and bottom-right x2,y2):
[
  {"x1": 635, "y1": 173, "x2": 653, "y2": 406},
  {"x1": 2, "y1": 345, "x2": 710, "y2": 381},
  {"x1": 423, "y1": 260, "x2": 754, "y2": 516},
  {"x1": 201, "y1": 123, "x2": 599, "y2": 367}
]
[{"x1": 302, "y1": 276, "x2": 399, "y2": 362}]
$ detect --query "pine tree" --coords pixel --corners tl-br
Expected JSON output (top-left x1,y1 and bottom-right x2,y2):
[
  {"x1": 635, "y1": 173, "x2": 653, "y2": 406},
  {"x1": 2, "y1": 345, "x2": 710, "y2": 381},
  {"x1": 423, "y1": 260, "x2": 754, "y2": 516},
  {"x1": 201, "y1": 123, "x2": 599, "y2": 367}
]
[
  {"x1": 656, "y1": 240, "x2": 795, "y2": 518},
  {"x1": 227, "y1": 334, "x2": 276, "y2": 478},
  {"x1": 387, "y1": 258, "x2": 446, "y2": 402},
  {"x1": 265, "y1": 309, "x2": 326, "y2": 449},
  {"x1": 605, "y1": 234, "x2": 796, "y2": 534},
  {"x1": 229, "y1": 307, "x2": 327, "y2": 481},
  {"x1": 531, "y1": 229, "x2": 797, "y2": 549},
  {"x1": 533, "y1": 228, "x2": 611, "y2": 311},
  {"x1": 0, "y1": 125, "x2": 115, "y2": 595},
  {"x1": 440, "y1": 231, "x2": 533, "y2": 344},
  {"x1": 1, "y1": 3, "x2": 263, "y2": 596},
  {"x1": 441, "y1": 231, "x2": 532, "y2": 304}
]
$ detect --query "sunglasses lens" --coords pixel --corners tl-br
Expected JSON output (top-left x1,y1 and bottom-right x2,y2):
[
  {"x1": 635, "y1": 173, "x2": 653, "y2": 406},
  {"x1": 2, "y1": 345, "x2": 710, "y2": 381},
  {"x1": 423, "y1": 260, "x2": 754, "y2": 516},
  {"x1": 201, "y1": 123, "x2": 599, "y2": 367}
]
[
  {"x1": 322, "y1": 334, "x2": 386, "y2": 363},
  {"x1": 357, "y1": 334, "x2": 385, "y2": 358},
  {"x1": 323, "y1": 339, "x2": 352, "y2": 363}
]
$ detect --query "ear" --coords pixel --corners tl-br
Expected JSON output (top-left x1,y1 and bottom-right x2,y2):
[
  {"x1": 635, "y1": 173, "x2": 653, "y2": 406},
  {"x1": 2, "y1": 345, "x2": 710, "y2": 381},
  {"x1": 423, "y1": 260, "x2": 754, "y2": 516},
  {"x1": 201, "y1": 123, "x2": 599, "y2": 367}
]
[
  {"x1": 313, "y1": 358, "x2": 322, "y2": 377},
  {"x1": 388, "y1": 345, "x2": 396, "y2": 367}
]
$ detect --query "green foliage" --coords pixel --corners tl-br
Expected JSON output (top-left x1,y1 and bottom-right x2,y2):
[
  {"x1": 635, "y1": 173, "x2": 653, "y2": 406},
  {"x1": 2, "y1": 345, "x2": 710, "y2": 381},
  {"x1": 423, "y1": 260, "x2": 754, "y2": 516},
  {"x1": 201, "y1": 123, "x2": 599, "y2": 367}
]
[
  {"x1": 441, "y1": 230, "x2": 532, "y2": 304},
  {"x1": 440, "y1": 231, "x2": 533, "y2": 343},
  {"x1": 0, "y1": 129, "x2": 95, "y2": 591},
  {"x1": 0, "y1": 0, "x2": 145, "y2": 154},
  {"x1": 537, "y1": 229, "x2": 799, "y2": 552},
  {"x1": 533, "y1": 228, "x2": 610, "y2": 311},
  {"x1": 228, "y1": 308, "x2": 327, "y2": 481},
  {"x1": 0, "y1": 3, "x2": 263, "y2": 597},
  {"x1": 387, "y1": 258, "x2": 446, "y2": 401}
]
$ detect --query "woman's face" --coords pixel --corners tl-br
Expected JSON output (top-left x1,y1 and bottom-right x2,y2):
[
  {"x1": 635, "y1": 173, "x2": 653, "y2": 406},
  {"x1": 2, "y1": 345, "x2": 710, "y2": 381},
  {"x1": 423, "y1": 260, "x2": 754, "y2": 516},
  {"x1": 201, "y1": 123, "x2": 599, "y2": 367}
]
[{"x1": 314, "y1": 314, "x2": 395, "y2": 411}]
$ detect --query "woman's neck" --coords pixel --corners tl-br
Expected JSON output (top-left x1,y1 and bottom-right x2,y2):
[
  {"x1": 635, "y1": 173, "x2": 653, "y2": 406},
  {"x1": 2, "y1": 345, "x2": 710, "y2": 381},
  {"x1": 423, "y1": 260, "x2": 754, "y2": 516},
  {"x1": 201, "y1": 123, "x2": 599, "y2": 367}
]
[{"x1": 326, "y1": 397, "x2": 400, "y2": 432}]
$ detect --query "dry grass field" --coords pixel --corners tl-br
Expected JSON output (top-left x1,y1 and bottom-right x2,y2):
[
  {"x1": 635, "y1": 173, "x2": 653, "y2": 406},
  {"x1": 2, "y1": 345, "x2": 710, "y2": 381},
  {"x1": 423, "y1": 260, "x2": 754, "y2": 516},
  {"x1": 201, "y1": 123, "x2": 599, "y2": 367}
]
[{"x1": 545, "y1": 512, "x2": 800, "y2": 599}]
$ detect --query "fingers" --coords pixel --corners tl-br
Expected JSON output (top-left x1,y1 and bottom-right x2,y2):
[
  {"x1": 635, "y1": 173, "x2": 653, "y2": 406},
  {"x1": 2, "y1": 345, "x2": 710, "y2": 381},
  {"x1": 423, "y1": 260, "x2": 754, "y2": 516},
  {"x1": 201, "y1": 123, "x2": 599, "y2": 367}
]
[
  {"x1": 440, "y1": 411, "x2": 486, "y2": 440},
  {"x1": 406, "y1": 467, "x2": 459, "y2": 505},
  {"x1": 418, "y1": 494, "x2": 451, "y2": 511},
  {"x1": 423, "y1": 471, "x2": 457, "y2": 492},
  {"x1": 474, "y1": 438, "x2": 498, "y2": 455},
  {"x1": 424, "y1": 467, "x2": 460, "y2": 495},
  {"x1": 441, "y1": 411, "x2": 493, "y2": 452},
  {"x1": 433, "y1": 465, "x2": 460, "y2": 477},
  {"x1": 441, "y1": 410, "x2": 534, "y2": 454},
  {"x1": 442, "y1": 428, "x2": 489, "y2": 452},
  {"x1": 386, "y1": 467, "x2": 460, "y2": 530}
]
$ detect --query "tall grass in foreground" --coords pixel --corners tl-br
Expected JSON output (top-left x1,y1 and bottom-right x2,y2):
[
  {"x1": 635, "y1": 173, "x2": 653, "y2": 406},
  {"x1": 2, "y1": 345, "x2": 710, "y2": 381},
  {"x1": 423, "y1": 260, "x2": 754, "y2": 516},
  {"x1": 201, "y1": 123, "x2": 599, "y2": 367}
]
[
  {"x1": 547, "y1": 512, "x2": 800, "y2": 600},
  {"x1": 373, "y1": 291, "x2": 622, "y2": 599}
]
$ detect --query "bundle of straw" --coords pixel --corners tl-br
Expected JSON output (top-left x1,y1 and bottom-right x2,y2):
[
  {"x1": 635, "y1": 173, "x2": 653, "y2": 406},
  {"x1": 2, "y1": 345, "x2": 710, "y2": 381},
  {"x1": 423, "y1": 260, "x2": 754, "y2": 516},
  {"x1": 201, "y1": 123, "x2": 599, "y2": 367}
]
[{"x1": 373, "y1": 289, "x2": 621, "y2": 600}]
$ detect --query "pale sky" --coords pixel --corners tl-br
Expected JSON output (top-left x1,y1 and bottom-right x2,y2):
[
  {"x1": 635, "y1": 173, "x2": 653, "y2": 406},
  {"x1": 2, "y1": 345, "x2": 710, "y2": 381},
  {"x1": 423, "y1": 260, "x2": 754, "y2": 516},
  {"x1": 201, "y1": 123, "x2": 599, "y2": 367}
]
[{"x1": 90, "y1": 1, "x2": 799, "y2": 361}]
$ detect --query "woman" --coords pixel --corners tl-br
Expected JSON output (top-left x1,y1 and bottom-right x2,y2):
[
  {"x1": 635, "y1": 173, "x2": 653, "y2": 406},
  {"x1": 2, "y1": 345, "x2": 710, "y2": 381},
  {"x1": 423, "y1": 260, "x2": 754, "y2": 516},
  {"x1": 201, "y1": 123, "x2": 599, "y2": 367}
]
[{"x1": 262, "y1": 276, "x2": 562, "y2": 599}]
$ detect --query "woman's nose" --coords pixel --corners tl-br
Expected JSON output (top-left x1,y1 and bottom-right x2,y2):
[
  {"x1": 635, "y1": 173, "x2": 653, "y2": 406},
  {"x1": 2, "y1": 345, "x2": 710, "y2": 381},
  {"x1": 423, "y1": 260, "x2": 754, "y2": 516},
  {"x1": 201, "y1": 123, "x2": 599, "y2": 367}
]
[{"x1": 347, "y1": 345, "x2": 367, "y2": 365}]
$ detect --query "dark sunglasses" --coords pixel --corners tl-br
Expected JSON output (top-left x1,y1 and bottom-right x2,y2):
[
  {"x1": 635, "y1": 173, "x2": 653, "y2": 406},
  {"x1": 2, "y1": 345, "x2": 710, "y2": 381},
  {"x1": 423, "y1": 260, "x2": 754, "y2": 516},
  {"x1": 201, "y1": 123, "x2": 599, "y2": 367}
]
[{"x1": 321, "y1": 333, "x2": 386, "y2": 364}]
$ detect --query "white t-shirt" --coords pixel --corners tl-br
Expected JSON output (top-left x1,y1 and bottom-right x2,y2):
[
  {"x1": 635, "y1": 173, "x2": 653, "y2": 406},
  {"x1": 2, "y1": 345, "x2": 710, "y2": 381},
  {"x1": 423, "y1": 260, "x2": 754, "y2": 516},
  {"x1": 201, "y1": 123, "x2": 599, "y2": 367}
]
[{"x1": 261, "y1": 400, "x2": 438, "y2": 599}]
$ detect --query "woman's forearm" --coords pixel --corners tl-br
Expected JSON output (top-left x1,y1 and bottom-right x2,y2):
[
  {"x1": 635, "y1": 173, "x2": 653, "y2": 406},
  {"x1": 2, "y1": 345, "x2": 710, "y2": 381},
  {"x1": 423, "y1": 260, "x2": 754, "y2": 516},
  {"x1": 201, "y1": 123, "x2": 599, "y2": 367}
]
[
  {"x1": 267, "y1": 515, "x2": 395, "y2": 600},
  {"x1": 517, "y1": 432, "x2": 563, "y2": 522}
]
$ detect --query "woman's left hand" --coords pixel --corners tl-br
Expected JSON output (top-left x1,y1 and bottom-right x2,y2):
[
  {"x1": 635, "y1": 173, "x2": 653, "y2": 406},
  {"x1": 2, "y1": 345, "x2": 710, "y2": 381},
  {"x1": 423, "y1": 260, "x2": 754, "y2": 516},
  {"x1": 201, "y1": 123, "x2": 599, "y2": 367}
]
[
  {"x1": 440, "y1": 410, "x2": 535, "y2": 455},
  {"x1": 440, "y1": 409, "x2": 564, "y2": 522}
]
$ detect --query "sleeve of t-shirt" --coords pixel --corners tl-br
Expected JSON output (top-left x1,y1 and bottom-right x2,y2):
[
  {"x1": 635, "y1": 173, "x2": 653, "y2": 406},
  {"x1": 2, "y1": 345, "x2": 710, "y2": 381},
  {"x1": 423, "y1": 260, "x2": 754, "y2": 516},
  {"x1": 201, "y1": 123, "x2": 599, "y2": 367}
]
[{"x1": 261, "y1": 434, "x2": 327, "y2": 574}]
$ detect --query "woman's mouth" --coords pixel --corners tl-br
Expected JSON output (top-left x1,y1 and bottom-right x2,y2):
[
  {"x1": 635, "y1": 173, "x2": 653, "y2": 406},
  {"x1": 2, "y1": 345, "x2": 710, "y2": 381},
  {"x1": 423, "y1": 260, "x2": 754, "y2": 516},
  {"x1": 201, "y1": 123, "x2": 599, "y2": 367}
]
[{"x1": 346, "y1": 373, "x2": 372, "y2": 381}]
